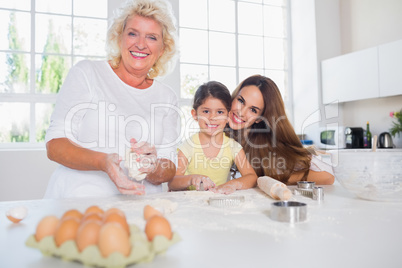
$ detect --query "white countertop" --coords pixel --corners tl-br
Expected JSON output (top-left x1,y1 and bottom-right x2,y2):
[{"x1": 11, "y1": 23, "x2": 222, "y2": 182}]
[{"x1": 1, "y1": 182, "x2": 402, "y2": 268}]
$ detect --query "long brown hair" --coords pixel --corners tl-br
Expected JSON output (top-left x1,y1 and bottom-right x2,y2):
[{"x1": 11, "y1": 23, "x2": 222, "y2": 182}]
[{"x1": 227, "y1": 75, "x2": 311, "y2": 184}]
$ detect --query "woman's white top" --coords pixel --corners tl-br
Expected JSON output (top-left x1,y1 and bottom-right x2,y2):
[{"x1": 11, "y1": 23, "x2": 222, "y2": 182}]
[{"x1": 44, "y1": 60, "x2": 180, "y2": 198}]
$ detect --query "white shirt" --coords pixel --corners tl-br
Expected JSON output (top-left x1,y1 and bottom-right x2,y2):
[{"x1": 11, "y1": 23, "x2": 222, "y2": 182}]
[{"x1": 44, "y1": 60, "x2": 180, "y2": 198}]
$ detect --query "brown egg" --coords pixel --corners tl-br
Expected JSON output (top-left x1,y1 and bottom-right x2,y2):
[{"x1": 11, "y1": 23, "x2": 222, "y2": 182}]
[
  {"x1": 84, "y1": 205, "x2": 104, "y2": 216},
  {"x1": 104, "y1": 207, "x2": 125, "y2": 217},
  {"x1": 75, "y1": 220, "x2": 102, "y2": 252},
  {"x1": 81, "y1": 212, "x2": 103, "y2": 223},
  {"x1": 103, "y1": 212, "x2": 130, "y2": 235},
  {"x1": 98, "y1": 222, "x2": 131, "y2": 257},
  {"x1": 54, "y1": 218, "x2": 80, "y2": 247},
  {"x1": 143, "y1": 205, "x2": 162, "y2": 221},
  {"x1": 144, "y1": 215, "x2": 172, "y2": 241},
  {"x1": 61, "y1": 209, "x2": 83, "y2": 221},
  {"x1": 35, "y1": 215, "x2": 60, "y2": 242}
]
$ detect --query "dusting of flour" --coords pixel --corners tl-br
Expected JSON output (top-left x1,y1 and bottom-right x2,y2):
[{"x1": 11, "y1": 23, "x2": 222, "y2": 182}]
[
  {"x1": 85, "y1": 188, "x2": 343, "y2": 241},
  {"x1": 115, "y1": 189, "x2": 307, "y2": 239}
]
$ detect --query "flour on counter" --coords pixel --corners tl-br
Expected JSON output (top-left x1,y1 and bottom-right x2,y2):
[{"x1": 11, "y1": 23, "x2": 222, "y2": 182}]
[
  {"x1": 130, "y1": 190, "x2": 305, "y2": 239},
  {"x1": 146, "y1": 198, "x2": 178, "y2": 214},
  {"x1": 54, "y1": 189, "x2": 334, "y2": 240}
]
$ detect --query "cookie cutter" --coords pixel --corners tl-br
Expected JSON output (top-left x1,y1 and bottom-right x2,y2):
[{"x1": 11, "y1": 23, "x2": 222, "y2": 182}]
[
  {"x1": 297, "y1": 181, "x2": 316, "y2": 189},
  {"x1": 293, "y1": 182, "x2": 324, "y2": 201},
  {"x1": 270, "y1": 201, "x2": 307, "y2": 223},
  {"x1": 209, "y1": 195, "x2": 245, "y2": 207},
  {"x1": 312, "y1": 186, "x2": 324, "y2": 201}
]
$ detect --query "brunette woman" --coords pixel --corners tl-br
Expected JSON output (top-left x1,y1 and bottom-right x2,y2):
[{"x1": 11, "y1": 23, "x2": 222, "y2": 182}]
[{"x1": 213, "y1": 75, "x2": 334, "y2": 194}]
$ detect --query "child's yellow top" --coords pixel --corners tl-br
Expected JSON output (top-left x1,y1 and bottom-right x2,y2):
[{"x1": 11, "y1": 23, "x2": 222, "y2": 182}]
[{"x1": 178, "y1": 133, "x2": 242, "y2": 188}]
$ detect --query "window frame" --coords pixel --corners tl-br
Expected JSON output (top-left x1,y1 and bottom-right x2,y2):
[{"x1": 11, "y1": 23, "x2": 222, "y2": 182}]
[
  {"x1": 177, "y1": 0, "x2": 293, "y2": 124},
  {"x1": 0, "y1": 1, "x2": 108, "y2": 149},
  {"x1": 0, "y1": 0, "x2": 292, "y2": 149}
]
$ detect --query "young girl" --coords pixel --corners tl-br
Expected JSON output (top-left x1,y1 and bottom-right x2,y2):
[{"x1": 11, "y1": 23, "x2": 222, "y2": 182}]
[{"x1": 168, "y1": 81, "x2": 258, "y2": 194}]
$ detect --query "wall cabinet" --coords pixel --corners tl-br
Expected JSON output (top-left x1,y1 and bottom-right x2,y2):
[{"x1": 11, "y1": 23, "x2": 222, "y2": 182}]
[
  {"x1": 322, "y1": 47, "x2": 379, "y2": 104},
  {"x1": 379, "y1": 39, "x2": 402, "y2": 97},
  {"x1": 321, "y1": 39, "x2": 402, "y2": 104}
]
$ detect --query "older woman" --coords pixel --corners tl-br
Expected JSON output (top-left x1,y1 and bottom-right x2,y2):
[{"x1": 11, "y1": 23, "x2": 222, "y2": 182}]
[
  {"x1": 44, "y1": 0, "x2": 179, "y2": 198},
  {"x1": 213, "y1": 75, "x2": 334, "y2": 194}
]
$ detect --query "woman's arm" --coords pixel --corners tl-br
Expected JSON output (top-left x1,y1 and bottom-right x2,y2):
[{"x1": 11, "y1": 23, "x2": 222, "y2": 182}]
[
  {"x1": 47, "y1": 138, "x2": 145, "y2": 194},
  {"x1": 211, "y1": 149, "x2": 258, "y2": 194},
  {"x1": 146, "y1": 158, "x2": 176, "y2": 185},
  {"x1": 167, "y1": 150, "x2": 191, "y2": 190},
  {"x1": 47, "y1": 138, "x2": 104, "y2": 171},
  {"x1": 287, "y1": 170, "x2": 335, "y2": 185},
  {"x1": 167, "y1": 150, "x2": 214, "y2": 191}
]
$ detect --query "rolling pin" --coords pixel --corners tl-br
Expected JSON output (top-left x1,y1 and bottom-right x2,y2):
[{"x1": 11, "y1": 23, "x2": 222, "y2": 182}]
[{"x1": 257, "y1": 176, "x2": 292, "y2": 200}]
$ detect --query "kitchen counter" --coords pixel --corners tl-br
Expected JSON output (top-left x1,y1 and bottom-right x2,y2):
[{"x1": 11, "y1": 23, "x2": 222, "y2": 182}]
[{"x1": 1, "y1": 182, "x2": 402, "y2": 268}]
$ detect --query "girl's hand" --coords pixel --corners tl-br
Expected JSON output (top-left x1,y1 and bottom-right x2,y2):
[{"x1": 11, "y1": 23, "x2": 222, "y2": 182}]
[
  {"x1": 210, "y1": 180, "x2": 243, "y2": 195},
  {"x1": 130, "y1": 138, "x2": 157, "y2": 174},
  {"x1": 190, "y1": 175, "x2": 215, "y2": 191},
  {"x1": 104, "y1": 153, "x2": 145, "y2": 195}
]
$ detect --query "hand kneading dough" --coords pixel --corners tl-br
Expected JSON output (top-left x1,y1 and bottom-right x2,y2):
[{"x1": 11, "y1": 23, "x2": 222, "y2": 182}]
[{"x1": 125, "y1": 150, "x2": 147, "y2": 181}]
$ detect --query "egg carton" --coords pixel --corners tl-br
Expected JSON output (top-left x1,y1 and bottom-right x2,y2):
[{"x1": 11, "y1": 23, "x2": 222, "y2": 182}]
[{"x1": 25, "y1": 224, "x2": 181, "y2": 268}]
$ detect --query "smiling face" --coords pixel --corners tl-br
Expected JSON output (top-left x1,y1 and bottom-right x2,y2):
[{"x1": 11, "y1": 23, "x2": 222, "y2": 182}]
[
  {"x1": 228, "y1": 85, "x2": 265, "y2": 130},
  {"x1": 119, "y1": 15, "x2": 164, "y2": 77},
  {"x1": 192, "y1": 97, "x2": 229, "y2": 138}
]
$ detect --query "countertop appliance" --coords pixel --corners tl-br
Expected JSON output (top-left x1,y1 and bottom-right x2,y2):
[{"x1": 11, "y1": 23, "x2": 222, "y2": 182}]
[
  {"x1": 378, "y1": 132, "x2": 394, "y2": 148},
  {"x1": 319, "y1": 126, "x2": 346, "y2": 149},
  {"x1": 345, "y1": 127, "x2": 364, "y2": 148}
]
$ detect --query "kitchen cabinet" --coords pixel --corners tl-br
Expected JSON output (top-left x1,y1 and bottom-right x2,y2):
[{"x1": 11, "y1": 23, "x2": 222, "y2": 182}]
[
  {"x1": 321, "y1": 39, "x2": 402, "y2": 104},
  {"x1": 321, "y1": 47, "x2": 379, "y2": 104},
  {"x1": 379, "y1": 39, "x2": 402, "y2": 97}
]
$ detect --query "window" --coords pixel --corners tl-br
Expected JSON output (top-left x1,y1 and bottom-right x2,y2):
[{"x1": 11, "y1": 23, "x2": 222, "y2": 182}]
[
  {"x1": 0, "y1": 0, "x2": 107, "y2": 148},
  {"x1": 178, "y1": 0, "x2": 290, "y2": 137},
  {"x1": 1, "y1": 0, "x2": 290, "y2": 148}
]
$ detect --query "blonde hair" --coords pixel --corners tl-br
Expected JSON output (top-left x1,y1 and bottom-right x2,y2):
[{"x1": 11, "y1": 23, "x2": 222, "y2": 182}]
[{"x1": 106, "y1": 0, "x2": 178, "y2": 79}]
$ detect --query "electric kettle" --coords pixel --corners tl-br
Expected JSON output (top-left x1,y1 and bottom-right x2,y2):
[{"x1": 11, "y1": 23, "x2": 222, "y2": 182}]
[{"x1": 378, "y1": 132, "x2": 393, "y2": 148}]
